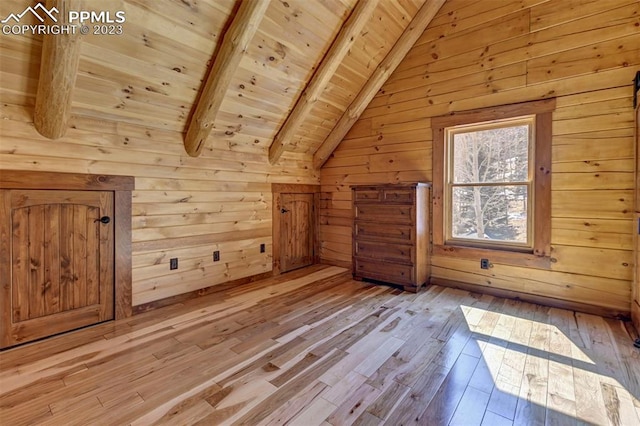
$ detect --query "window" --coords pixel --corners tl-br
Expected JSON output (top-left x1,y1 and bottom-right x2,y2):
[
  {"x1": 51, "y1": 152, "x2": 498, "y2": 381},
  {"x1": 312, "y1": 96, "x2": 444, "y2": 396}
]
[
  {"x1": 432, "y1": 99, "x2": 555, "y2": 267},
  {"x1": 447, "y1": 116, "x2": 533, "y2": 250}
]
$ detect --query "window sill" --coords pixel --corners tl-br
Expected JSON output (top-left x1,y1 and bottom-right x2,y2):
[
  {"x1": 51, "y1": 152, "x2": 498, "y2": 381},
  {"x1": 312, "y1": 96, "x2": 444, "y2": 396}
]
[{"x1": 433, "y1": 244, "x2": 551, "y2": 269}]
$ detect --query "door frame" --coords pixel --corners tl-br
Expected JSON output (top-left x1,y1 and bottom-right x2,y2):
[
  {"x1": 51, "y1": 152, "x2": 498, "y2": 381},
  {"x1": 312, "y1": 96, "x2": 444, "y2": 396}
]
[
  {"x1": 271, "y1": 183, "x2": 320, "y2": 275},
  {"x1": 633, "y1": 74, "x2": 640, "y2": 333},
  {"x1": 0, "y1": 170, "x2": 134, "y2": 320}
]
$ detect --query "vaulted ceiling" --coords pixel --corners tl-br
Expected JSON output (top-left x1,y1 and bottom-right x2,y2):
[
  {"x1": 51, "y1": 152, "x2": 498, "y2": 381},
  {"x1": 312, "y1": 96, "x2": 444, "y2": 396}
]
[{"x1": 0, "y1": 0, "x2": 445, "y2": 167}]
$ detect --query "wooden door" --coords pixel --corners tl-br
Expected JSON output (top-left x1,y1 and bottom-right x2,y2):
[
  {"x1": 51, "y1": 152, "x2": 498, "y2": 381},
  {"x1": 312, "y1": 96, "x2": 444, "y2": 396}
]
[
  {"x1": 0, "y1": 190, "x2": 114, "y2": 348},
  {"x1": 279, "y1": 193, "x2": 314, "y2": 273},
  {"x1": 633, "y1": 86, "x2": 640, "y2": 333}
]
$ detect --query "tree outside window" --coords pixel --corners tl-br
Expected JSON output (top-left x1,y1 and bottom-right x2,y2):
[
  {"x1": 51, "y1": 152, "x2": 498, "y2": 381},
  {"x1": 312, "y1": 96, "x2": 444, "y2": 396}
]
[
  {"x1": 431, "y1": 99, "x2": 554, "y2": 267},
  {"x1": 446, "y1": 118, "x2": 533, "y2": 250}
]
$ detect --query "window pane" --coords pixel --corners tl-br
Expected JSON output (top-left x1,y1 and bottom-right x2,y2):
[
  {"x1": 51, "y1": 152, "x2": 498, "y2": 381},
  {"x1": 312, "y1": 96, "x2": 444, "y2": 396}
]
[
  {"x1": 451, "y1": 185, "x2": 528, "y2": 244},
  {"x1": 452, "y1": 125, "x2": 529, "y2": 184}
]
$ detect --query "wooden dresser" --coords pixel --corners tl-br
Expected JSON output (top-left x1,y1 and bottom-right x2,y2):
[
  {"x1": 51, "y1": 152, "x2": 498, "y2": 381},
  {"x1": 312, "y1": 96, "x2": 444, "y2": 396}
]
[{"x1": 351, "y1": 183, "x2": 431, "y2": 292}]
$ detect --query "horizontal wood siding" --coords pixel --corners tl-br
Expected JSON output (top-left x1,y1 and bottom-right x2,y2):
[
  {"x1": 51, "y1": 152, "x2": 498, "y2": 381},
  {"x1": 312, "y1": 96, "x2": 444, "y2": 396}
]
[
  {"x1": 0, "y1": 0, "x2": 435, "y2": 307},
  {"x1": 0, "y1": 105, "x2": 318, "y2": 306},
  {"x1": 1, "y1": 0, "x2": 414, "y2": 307},
  {"x1": 320, "y1": 0, "x2": 640, "y2": 312}
]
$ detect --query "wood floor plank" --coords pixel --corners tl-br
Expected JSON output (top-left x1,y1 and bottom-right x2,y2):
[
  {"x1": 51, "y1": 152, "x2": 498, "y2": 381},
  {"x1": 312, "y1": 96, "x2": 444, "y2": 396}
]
[
  {"x1": 372, "y1": 336, "x2": 444, "y2": 389},
  {"x1": 234, "y1": 349, "x2": 347, "y2": 425},
  {"x1": 0, "y1": 265, "x2": 638, "y2": 426},
  {"x1": 365, "y1": 356, "x2": 452, "y2": 424},
  {"x1": 288, "y1": 396, "x2": 336, "y2": 426},
  {"x1": 0, "y1": 399, "x2": 53, "y2": 425},
  {"x1": 572, "y1": 365, "x2": 609, "y2": 425},
  {"x1": 259, "y1": 380, "x2": 328, "y2": 426},
  {"x1": 44, "y1": 393, "x2": 104, "y2": 425},
  {"x1": 153, "y1": 400, "x2": 216, "y2": 426},
  {"x1": 362, "y1": 379, "x2": 410, "y2": 421},
  {"x1": 603, "y1": 317, "x2": 640, "y2": 399},
  {"x1": 513, "y1": 330, "x2": 550, "y2": 424},
  {"x1": 469, "y1": 347, "x2": 500, "y2": 394},
  {"x1": 545, "y1": 365, "x2": 578, "y2": 426},
  {"x1": 321, "y1": 370, "x2": 368, "y2": 405},
  {"x1": 325, "y1": 381, "x2": 381, "y2": 425},
  {"x1": 486, "y1": 382, "x2": 520, "y2": 421},
  {"x1": 480, "y1": 410, "x2": 514, "y2": 426},
  {"x1": 332, "y1": 335, "x2": 405, "y2": 385},
  {"x1": 449, "y1": 385, "x2": 491, "y2": 426},
  {"x1": 0, "y1": 377, "x2": 66, "y2": 414},
  {"x1": 420, "y1": 353, "x2": 482, "y2": 425},
  {"x1": 352, "y1": 410, "x2": 384, "y2": 426}
]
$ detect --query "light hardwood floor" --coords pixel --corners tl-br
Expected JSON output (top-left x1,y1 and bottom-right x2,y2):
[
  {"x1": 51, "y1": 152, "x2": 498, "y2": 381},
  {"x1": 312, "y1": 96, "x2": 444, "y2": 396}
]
[{"x1": 1, "y1": 265, "x2": 639, "y2": 425}]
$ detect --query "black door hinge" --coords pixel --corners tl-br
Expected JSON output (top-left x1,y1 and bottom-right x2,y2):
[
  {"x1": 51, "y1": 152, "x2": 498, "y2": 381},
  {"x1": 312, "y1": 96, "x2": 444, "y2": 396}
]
[{"x1": 634, "y1": 71, "x2": 640, "y2": 108}]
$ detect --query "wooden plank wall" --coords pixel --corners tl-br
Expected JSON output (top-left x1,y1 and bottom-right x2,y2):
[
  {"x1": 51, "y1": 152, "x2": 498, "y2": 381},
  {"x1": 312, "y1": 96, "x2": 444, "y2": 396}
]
[
  {"x1": 0, "y1": 0, "x2": 341, "y2": 306},
  {"x1": 0, "y1": 105, "x2": 318, "y2": 306},
  {"x1": 0, "y1": 0, "x2": 431, "y2": 308},
  {"x1": 320, "y1": 0, "x2": 640, "y2": 312}
]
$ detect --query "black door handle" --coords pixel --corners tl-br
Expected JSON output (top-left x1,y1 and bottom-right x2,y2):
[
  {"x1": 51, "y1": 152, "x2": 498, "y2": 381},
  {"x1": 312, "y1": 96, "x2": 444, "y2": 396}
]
[
  {"x1": 281, "y1": 208, "x2": 289, "y2": 213},
  {"x1": 95, "y1": 216, "x2": 111, "y2": 224}
]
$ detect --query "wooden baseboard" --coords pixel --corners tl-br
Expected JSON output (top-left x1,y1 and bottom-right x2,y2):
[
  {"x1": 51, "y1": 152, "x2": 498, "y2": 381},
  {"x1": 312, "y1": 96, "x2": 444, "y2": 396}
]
[
  {"x1": 430, "y1": 277, "x2": 631, "y2": 321},
  {"x1": 319, "y1": 259, "x2": 352, "y2": 269},
  {"x1": 631, "y1": 299, "x2": 640, "y2": 339},
  {"x1": 132, "y1": 271, "x2": 273, "y2": 315}
]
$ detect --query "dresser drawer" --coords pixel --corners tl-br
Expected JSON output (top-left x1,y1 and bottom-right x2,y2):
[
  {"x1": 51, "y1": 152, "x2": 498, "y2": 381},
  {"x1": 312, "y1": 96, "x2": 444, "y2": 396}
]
[
  {"x1": 354, "y1": 258, "x2": 414, "y2": 285},
  {"x1": 354, "y1": 204, "x2": 414, "y2": 224},
  {"x1": 354, "y1": 222, "x2": 414, "y2": 242},
  {"x1": 353, "y1": 189, "x2": 381, "y2": 202},
  {"x1": 355, "y1": 240, "x2": 413, "y2": 263},
  {"x1": 382, "y1": 189, "x2": 414, "y2": 203}
]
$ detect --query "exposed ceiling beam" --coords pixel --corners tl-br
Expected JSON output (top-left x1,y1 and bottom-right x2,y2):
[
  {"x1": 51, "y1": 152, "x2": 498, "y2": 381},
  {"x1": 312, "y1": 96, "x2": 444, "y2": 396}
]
[
  {"x1": 268, "y1": 0, "x2": 379, "y2": 165},
  {"x1": 313, "y1": 0, "x2": 446, "y2": 169},
  {"x1": 184, "y1": 0, "x2": 271, "y2": 157},
  {"x1": 34, "y1": 0, "x2": 82, "y2": 140}
]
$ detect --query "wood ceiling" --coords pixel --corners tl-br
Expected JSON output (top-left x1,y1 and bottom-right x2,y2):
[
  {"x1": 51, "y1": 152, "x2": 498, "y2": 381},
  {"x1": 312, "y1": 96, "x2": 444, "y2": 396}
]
[{"x1": 1, "y1": 0, "x2": 445, "y2": 167}]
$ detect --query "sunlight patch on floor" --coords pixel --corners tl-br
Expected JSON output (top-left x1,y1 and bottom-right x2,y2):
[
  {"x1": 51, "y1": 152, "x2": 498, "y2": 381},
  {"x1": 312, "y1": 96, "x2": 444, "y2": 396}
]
[
  {"x1": 461, "y1": 304, "x2": 639, "y2": 424},
  {"x1": 461, "y1": 304, "x2": 593, "y2": 363}
]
